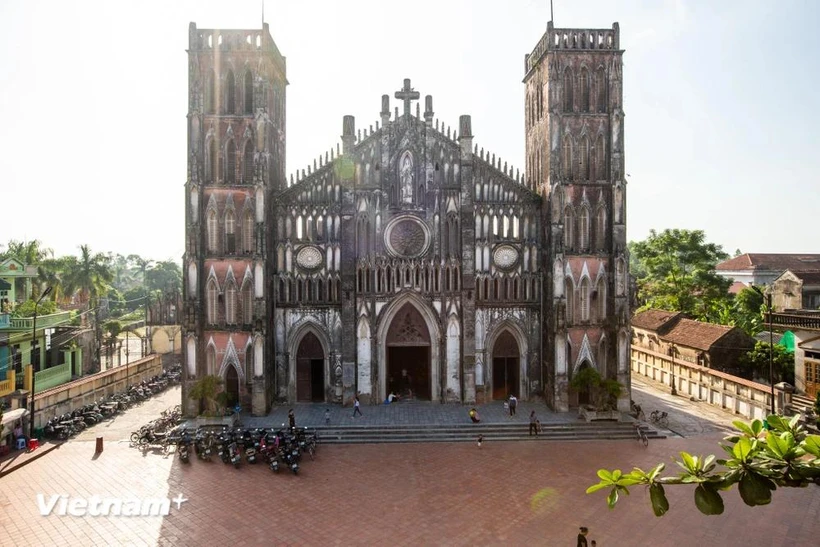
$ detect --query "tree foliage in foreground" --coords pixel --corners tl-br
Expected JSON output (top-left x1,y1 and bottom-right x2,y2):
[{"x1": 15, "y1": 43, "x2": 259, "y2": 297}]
[{"x1": 587, "y1": 415, "x2": 820, "y2": 516}]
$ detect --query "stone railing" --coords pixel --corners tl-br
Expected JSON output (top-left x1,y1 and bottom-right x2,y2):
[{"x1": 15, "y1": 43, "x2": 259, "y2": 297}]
[
  {"x1": 769, "y1": 311, "x2": 820, "y2": 332},
  {"x1": 32, "y1": 355, "x2": 163, "y2": 429},
  {"x1": 8, "y1": 311, "x2": 73, "y2": 331},
  {"x1": 525, "y1": 22, "x2": 620, "y2": 75},
  {"x1": 631, "y1": 345, "x2": 773, "y2": 420},
  {"x1": 34, "y1": 362, "x2": 72, "y2": 393}
]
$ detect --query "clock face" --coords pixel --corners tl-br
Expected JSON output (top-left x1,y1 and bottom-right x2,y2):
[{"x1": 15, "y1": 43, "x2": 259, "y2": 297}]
[
  {"x1": 384, "y1": 216, "x2": 430, "y2": 259},
  {"x1": 296, "y1": 246, "x2": 323, "y2": 271},
  {"x1": 493, "y1": 245, "x2": 519, "y2": 271}
]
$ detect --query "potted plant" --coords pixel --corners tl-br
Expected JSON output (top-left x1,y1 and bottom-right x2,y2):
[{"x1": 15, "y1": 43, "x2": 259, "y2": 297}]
[{"x1": 570, "y1": 367, "x2": 623, "y2": 421}]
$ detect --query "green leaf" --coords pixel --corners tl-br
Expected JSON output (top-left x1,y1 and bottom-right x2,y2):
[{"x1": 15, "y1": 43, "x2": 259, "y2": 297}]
[
  {"x1": 649, "y1": 484, "x2": 669, "y2": 517},
  {"x1": 694, "y1": 484, "x2": 725, "y2": 515},
  {"x1": 766, "y1": 433, "x2": 788, "y2": 459},
  {"x1": 732, "y1": 437, "x2": 753, "y2": 462},
  {"x1": 738, "y1": 472, "x2": 774, "y2": 506},
  {"x1": 597, "y1": 469, "x2": 615, "y2": 482},
  {"x1": 680, "y1": 451, "x2": 697, "y2": 472},
  {"x1": 751, "y1": 419, "x2": 763, "y2": 437},
  {"x1": 586, "y1": 482, "x2": 611, "y2": 494},
  {"x1": 802, "y1": 435, "x2": 820, "y2": 457},
  {"x1": 606, "y1": 487, "x2": 620, "y2": 509},
  {"x1": 733, "y1": 420, "x2": 754, "y2": 437}
]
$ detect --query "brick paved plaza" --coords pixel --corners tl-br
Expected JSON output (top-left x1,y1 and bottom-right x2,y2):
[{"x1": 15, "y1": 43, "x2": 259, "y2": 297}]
[{"x1": 1, "y1": 382, "x2": 819, "y2": 546}]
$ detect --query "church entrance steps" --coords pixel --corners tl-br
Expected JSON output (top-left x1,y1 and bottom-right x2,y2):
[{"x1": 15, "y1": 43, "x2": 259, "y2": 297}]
[{"x1": 310, "y1": 422, "x2": 665, "y2": 444}]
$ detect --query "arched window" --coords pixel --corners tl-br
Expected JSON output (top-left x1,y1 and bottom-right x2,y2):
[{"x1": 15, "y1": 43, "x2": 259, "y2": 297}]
[
  {"x1": 206, "y1": 345, "x2": 216, "y2": 375},
  {"x1": 244, "y1": 70, "x2": 253, "y2": 114},
  {"x1": 580, "y1": 68, "x2": 590, "y2": 112},
  {"x1": 563, "y1": 207, "x2": 574, "y2": 251},
  {"x1": 206, "y1": 69, "x2": 216, "y2": 114},
  {"x1": 225, "y1": 210, "x2": 236, "y2": 253},
  {"x1": 243, "y1": 211, "x2": 254, "y2": 253},
  {"x1": 580, "y1": 278, "x2": 590, "y2": 321},
  {"x1": 596, "y1": 67, "x2": 607, "y2": 113},
  {"x1": 563, "y1": 68, "x2": 574, "y2": 112},
  {"x1": 208, "y1": 139, "x2": 217, "y2": 183},
  {"x1": 596, "y1": 277, "x2": 606, "y2": 321},
  {"x1": 562, "y1": 137, "x2": 573, "y2": 178},
  {"x1": 242, "y1": 283, "x2": 253, "y2": 324},
  {"x1": 578, "y1": 207, "x2": 589, "y2": 251},
  {"x1": 596, "y1": 136, "x2": 606, "y2": 180},
  {"x1": 207, "y1": 210, "x2": 218, "y2": 252},
  {"x1": 296, "y1": 215, "x2": 303, "y2": 240},
  {"x1": 579, "y1": 137, "x2": 590, "y2": 180},
  {"x1": 226, "y1": 140, "x2": 236, "y2": 183},
  {"x1": 226, "y1": 70, "x2": 236, "y2": 114},
  {"x1": 207, "y1": 280, "x2": 218, "y2": 324},
  {"x1": 243, "y1": 141, "x2": 254, "y2": 183},
  {"x1": 565, "y1": 278, "x2": 574, "y2": 323},
  {"x1": 225, "y1": 282, "x2": 237, "y2": 324},
  {"x1": 595, "y1": 207, "x2": 606, "y2": 251}
]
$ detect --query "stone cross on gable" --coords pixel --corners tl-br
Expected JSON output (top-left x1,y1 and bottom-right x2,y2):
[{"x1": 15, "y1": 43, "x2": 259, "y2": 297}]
[{"x1": 395, "y1": 78, "x2": 420, "y2": 117}]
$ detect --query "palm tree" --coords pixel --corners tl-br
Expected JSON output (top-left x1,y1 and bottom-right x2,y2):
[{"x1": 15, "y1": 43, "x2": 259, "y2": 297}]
[
  {"x1": 36, "y1": 257, "x2": 70, "y2": 304},
  {"x1": 127, "y1": 254, "x2": 154, "y2": 289},
  {"x1": 64, "y1": 245, "x2": 114, "y2": 308},
  {"x1": 2, "y1": 239, "x2": 53, "y2": 264}
]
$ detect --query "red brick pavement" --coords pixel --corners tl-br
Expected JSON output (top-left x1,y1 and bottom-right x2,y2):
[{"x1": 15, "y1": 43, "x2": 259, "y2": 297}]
[{"x1": 1, "y1": 433, "x2": 819, "y2": 546}]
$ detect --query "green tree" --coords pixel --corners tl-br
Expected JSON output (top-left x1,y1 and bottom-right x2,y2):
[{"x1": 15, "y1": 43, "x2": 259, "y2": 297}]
[
  {"x1": 127, "y1": 254, "x2": 154, "y2": 290},
  {"x1": 741, "y1": 341, "x2": 795, "y2": 385},
  {"x1": 188, "y1": 375, "x2": 223, "y2": 416},
  {"x1": 12, "y1": 298, "x2": 57, "y2": 317},
  {"x1": 631, "y1": 229, "x2": 731, "y2": 317},
  {"x1": 1, "y1": 239, "x2": 53, "y2": 264},
  {"x1": 588, "y1": 415, "x2": 820, "y2": 516},
  {"x1": 36, "y1": 257, "x2": 71, "y2": 304},
  {"x1": 63, "y1": 245, "x2": 114, "y2": 306},
  {"x1": 733, "y1": 286, "x2": 765, "y2": 336},
  {"x1": 145, "y1": 260, "x2": 182, "y2": 293}
]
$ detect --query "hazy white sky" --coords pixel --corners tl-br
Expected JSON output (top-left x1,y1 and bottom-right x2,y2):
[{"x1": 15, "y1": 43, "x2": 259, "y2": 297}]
[{"x1": 1, "y1": 0, "x2": 816, "y2": 261}]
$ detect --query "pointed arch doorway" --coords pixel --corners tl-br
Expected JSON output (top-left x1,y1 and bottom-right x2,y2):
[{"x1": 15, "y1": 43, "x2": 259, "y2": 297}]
[
  {"x1": 386, "y1": 303, "x2": 431, "y2": 400},
  {"x1": 492, "y1": 331, "x2": 519, "y2": 400},
  {"x1": 296, "y1": 332, "x2": 325, "y2": 402},
  {"x1": 225, "y1": 366, "x2": 239, "y2": 407}
]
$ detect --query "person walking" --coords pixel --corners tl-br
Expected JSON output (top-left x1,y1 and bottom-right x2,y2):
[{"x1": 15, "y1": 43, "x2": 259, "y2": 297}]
[
  {"x1": 529, "y1": 410, "x2": 539, "y2": 436},
  {"x1": 508, "y1": 394, "x2": 518, "y2": 416},
  {"x1": 288, "y1": 409, "x2": 296, "y2": 430},
  {"x1": 325, "y1": 408, "x2": 330, "y2": 425},
  {"x1": 352, "y1": 396, "x2": 363, "y2": 418},
  {"x1": 577, "y1": 526, "x2": 589, "y2": 547}
]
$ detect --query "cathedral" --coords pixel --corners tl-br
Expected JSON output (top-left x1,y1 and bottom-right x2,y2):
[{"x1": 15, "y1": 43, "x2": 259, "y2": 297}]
[{"x1": 182, "y1": 20, "x2": 631, "y2": 416}]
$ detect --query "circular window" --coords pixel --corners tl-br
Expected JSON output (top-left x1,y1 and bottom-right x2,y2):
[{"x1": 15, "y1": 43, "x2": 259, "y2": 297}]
[
  {"x1": 384, "y1": 216, "x2": 430, "y2": 258},
  {"x1": 296, "y1": 246, "x2": 323, "y2": 271},
  {"x1": 493, "y1": 245, "x2": 520, "y2": 271}
]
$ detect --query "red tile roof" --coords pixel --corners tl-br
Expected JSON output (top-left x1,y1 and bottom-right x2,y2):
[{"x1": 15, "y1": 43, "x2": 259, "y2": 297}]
[
  {"x1": 660, "y1": 318, "x2": 734, "y2": 351},
  {"x1": 728, "y1": 281, "x2": 748, "y2": 295},
  {"x1": 631, "y1": 309, "x2": 682, "y2": 331},
  {"x1": 792, "y1": 270, "x2": 820, "y2": 284},
  {"x1": 716, "y1": 254, "x2": 820, "y2": 272}
]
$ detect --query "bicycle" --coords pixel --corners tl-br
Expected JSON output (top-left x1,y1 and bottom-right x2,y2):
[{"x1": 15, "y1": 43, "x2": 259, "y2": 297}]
[
  {"x1": 650, "y1": 410, "x2": 669, "y2": 428},
  {"x1": 635, "y1": 423, "x2": 649, "y2": 447}
]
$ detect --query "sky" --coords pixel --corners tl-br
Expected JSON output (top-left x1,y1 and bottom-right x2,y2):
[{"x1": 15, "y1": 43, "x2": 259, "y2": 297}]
[{"x1": 1, "y1": 0, "x2": 817, "y2": 262}]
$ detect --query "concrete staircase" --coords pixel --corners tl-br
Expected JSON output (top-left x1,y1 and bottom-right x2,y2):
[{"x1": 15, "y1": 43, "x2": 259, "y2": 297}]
[
  {"x1": 790, "y1": 393, "x2": 816, "y2": 415},
  {"x1": 310, "y1": 421, "x2": 666, "y2": 445}
]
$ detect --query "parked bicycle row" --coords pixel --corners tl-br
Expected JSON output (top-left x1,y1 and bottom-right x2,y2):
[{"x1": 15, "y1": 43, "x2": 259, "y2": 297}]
[
  {"x1": 160, "y1": 425, "x2": 319, "y2": 475},
  {"x1": 629, "y1": 401, "x2": 669, "y2": 427},
  {"x1": 128, "y1": 405, "x2": 184, "y2": 445},
  {"x1": 42, "y1": 366, "x2": 182, "y2": 441}
]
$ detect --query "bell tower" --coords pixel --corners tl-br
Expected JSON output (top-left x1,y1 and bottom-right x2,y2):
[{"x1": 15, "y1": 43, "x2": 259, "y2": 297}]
[
  {"x1": 182, "y1": 22, "x2": 287, "y2": 416},
  {"x1": 525, "y1": 22, "x2": 630, "y2": 412}
]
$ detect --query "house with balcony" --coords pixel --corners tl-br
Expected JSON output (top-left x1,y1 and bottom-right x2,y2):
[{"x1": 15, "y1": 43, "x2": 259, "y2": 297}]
[{"x1": 0, "y1": 258, "x2": 83, "y2": 401}]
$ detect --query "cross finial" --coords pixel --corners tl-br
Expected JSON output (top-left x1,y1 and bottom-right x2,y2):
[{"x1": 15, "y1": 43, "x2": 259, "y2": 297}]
[{"x1": 395, "y1": 78, "x2": 420, "y2": 118}]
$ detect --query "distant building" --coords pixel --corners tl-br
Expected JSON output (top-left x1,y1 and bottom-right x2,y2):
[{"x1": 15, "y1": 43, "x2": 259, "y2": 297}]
[
  {"x1": 770, "y1": 270, "x2": 820, "y2": 312},
  {"x1": 715, "y1": 253, "x2": 820, "y2": 288},
  {"x1": 631, "y1": 309, "x2": 756, "y2": 379}
]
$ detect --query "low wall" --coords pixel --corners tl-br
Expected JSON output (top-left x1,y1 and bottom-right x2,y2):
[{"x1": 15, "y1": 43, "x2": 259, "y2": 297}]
[
  {"x1": 631, "y1": 345, "x2": 772, "y2": 421},
  {"x1": 34, "y1": 362, "x2": 72, "y2": 393},
  {"x1": 32, "y1": 355, "x2": 163, "y2": 429}
]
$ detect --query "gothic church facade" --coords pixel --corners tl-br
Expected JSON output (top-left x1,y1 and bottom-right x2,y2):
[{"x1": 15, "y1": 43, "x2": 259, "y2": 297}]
[{"x1": 182, "y1": 21, "x2": 631, "y2": 416}]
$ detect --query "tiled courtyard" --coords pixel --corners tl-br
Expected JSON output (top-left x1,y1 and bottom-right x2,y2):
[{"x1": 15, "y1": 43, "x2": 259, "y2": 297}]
[{"x1": 1, "y1": 383, "x2": 818, "y2": 546}]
